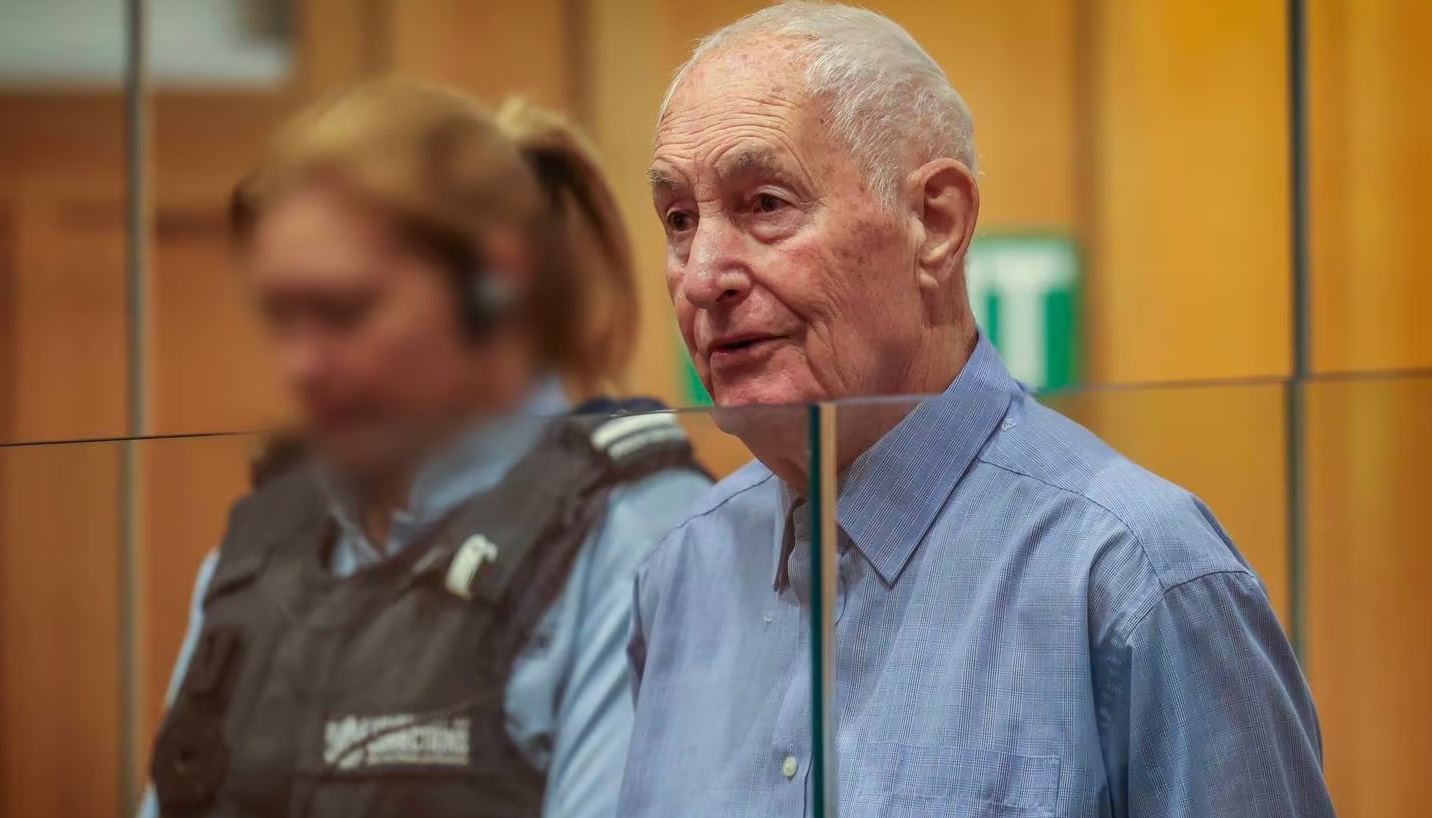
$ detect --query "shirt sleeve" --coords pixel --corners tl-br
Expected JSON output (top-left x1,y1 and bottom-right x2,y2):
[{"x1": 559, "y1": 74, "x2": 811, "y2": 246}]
[
  {"x1": 135, "y1": 550, "x2": 218, "y2": 818},
  {"x1": 540, "y1": 471, "x2": 709, "y2": 818},
  {"x1": 1108, "y1": 569, "x2": 1336, "y2": 818}
]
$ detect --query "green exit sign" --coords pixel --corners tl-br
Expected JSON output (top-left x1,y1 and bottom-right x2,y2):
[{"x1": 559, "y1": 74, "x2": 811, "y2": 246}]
[
  {"x1": 968, "y1": 235, "x2": 1080, "y2": 390},
  {"x1": 678, "y1": 233, "x2": 1080, "y2": 404},
  {"x1": 681, "y1": 342, "x2": 713, "y2": 407}
]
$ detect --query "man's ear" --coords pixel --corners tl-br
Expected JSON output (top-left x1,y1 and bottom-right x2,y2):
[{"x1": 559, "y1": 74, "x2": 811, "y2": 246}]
[{"x1": 905, "y1": 159, "x2": 979, "y2": 293}]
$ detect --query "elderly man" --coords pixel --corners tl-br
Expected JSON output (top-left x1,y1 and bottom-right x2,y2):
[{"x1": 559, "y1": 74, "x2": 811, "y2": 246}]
[{"x1": 619, "y1": 3, "x2": 1335, "y2": 817}]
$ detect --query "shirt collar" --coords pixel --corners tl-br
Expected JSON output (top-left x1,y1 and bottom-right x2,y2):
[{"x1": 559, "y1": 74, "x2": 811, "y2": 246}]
[
  {"x1": 834, "y1": 334, "x2": 1018, "y2": 586},
  {"x1": 326, "y1": 376, "x2": 570, "y2": 557},
  {"x1": 772, "y1": 481, "x2": 806, "y2": 591}
]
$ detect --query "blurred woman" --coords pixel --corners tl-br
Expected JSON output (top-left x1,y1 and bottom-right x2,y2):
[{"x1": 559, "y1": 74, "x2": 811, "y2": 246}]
[{"x1": 141, "y1": 78, "x2": 709, "y2": 818}]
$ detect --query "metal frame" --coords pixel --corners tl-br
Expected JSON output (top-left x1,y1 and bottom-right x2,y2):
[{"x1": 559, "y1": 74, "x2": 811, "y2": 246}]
[
  {"x1": 1285, "y1": 0, "x2": 1311, "y2": 659},
  {"x1": 119, "y1": 0, "x2": 151, "y2": 811},
  {"x1": 808, "y1": 402, "x2": 840, "y2": 818}
]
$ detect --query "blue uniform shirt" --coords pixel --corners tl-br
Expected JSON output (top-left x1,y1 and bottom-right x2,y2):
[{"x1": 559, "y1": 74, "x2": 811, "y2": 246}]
[
  {"x1": 140, "y1": 380, "x2": 711, "y2": 818},
  {"x1": 619, "y1": 337, "x2": 1334, "y2": 818}
]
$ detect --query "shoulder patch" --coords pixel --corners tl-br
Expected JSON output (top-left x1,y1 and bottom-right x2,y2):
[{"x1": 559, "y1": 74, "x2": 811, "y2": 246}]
[{"x1": 590, "y1": 412, "x2": 688, "y2": 462}]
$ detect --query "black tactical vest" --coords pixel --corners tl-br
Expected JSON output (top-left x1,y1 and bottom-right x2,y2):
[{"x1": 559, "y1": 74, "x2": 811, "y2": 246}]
[{"x1": 150, "y1": 407, "x2": 704, "y2": 818}]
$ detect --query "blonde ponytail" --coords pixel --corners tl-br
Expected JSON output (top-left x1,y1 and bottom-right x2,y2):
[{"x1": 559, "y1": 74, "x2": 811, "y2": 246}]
[{"x1": 497, "y1": 97, "x2": 638, "y2": 396}]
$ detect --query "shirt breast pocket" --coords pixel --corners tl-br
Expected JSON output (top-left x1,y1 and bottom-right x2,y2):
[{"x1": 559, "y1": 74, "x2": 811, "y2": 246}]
[{"x1": 849, "y1": 743, "x2": 1060, "y2": 818}]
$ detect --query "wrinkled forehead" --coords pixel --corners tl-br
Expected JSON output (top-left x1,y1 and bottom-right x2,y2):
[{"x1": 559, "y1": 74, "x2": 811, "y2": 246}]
[
  {"x1": 653, "y1": 41, "x2": 849, "y2": 185},
  {"x1": 661, "y1": 38, "x2": 810, "y2": 121}
]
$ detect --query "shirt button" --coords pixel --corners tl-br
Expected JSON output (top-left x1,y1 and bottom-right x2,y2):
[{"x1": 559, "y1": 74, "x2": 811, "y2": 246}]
[{"x1": 781, "y1": 754, "x2": 798, "y2": 779}]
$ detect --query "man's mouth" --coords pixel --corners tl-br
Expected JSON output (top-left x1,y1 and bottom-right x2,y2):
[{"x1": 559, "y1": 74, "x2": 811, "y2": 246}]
[
  {"x1": 716, "y1": 336, "x2": 765, "y2": 351},
  {"x1": 708, "y1": 334, "x2": 783, "y2": 369}
]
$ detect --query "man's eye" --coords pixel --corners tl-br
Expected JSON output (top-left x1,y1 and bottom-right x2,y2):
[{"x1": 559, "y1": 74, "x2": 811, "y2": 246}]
[
  {"x1": 754, "y1": 193, "x2": 786, "y2": 213},
  {"x1": 666, "y1": 210, "x2": 694, "y2": 232}
]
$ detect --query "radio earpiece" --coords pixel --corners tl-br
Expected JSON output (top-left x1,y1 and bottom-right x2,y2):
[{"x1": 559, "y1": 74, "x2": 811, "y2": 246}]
[{"x1": 460, "y1": 269, "x2": 515, "y2": 337}]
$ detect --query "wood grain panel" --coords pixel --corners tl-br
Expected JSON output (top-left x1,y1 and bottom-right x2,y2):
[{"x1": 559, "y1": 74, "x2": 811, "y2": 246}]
[
  {"x1": 296, "y1": 0, "x2": 384, "y2": 95},
  {"x1": 0, "y1": 441, "x2": 123, "y2": 818},
  {"x1": 0, "y1": 98, "x2": 129, "y2": 445},
  {"x1": 1090, "y1": 0, "x2": 1291, "y2": 383},
  {"x1": 583, "y1": 0, "x2": 681, "y2": 406},
  {"x1": 866, "y1": 0, "x2": 1081, "y2": 230},
  {"x1": 139, "y1": 435, "x2": 254, "y2": 741},
  {"x1": 1303, "y1": 3, "x2": 1432, "y2": 814},
  {"x1": 0, "y1": 191, "x2": 128, "y2": 815},
  {"x1": 1305, "y1": 375, "x2": 1432, "y2": 817},
  {"x1": 387, "y1": 0, "x2": 572, "y2": 111},
  {"x1": 1309, "y1": 0, "x2": 1432, "y2": 372},
  {"x1": 0, "y1": 93, "x2": 130, "y2": 818}
]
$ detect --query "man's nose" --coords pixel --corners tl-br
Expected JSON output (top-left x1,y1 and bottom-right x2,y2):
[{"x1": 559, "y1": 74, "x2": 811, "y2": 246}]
[{"x1": 684, "y1": 218, "x2": 752, "y2": 310}]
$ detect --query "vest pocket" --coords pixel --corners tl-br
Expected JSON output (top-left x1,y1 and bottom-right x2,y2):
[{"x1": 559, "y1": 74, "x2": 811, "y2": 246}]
[{"x1": 849, "y1": 742, "x2": 1060, "y2": 817}]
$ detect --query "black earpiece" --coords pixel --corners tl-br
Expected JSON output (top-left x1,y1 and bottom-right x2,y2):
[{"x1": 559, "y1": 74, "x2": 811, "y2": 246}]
[
  {"x1": 459, "y1": 269, "x2": 514, "y2": 338},
  {"x1": 423, "y1": 227, "x2": 514, "y2": 339}
]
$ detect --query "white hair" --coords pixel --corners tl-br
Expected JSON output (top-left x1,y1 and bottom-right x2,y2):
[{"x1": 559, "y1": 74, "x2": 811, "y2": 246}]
[{"x1": 660, "y1": 1, "x2": 977, "y2": 208}]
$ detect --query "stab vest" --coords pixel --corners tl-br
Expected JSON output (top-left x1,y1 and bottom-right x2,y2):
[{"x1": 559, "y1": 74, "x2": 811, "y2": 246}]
[{"x1": 150, "y1": 405, "x2": 705, "y2": 818}]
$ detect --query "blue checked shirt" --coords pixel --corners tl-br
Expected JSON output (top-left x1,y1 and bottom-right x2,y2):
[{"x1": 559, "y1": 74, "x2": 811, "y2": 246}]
[{"x1": 619, "y1": 336, "x2": 1334, "y2": 818}]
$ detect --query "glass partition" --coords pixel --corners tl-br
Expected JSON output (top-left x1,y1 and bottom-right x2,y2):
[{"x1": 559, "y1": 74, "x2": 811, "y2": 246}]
[
  {"x1": 3, "y1": 373, "x2": 1431, "y2": 815},
  {"x1": 2, "y1": 402, "x2": 800, "y2": 815},
  {"x1": 806, "y1": 372, "x2": 1429, "y2": 816}
]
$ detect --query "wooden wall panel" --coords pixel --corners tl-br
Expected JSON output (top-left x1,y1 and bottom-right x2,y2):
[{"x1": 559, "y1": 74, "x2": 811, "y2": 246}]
[
  {"x1": 0, "y1": 442, "x2": 123, "y2": 818},
  {"x1": 584, "y1": 0, "x2": 682, "y2": 409},
  {"x1": 150, "y1": 217, "x2": 283, "y2": 435},
  {"x1": 139, "y1": 435, "x2": 254, "y2": 741},
  {"x1": 0, "y1": 97, "x2": 129, "y2": 444},
  {"x1": 0, "y1": 95, "x2": 128, "y2": 817},
  {"x1": 1090, "y1": 0, "x2": 1291, "y2": 384},
  {"x1": 1303, "y1": 4, "x2": 1432, "y2": 817},
  {"x1": 866, "y1": 0, "x2": 1081, "y2": 231},
  {"x1": 296, "y1": 0, "x2": 385, "y2": 95},
  {"x1": 387, "y1": 0, "x2": 572, "y2": 111},
  {"x1": 1309, "y1": 0, "x2": 1432, "y2": 372},
  {"x1": 0, "y1": 188, "x2": 128, "y2": 816},
  {"x1": 1305, "y1": 376, "x2": 1432, "y2": 817}
]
